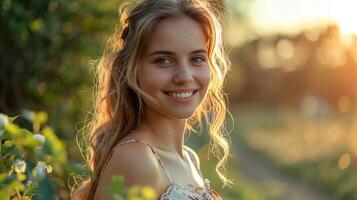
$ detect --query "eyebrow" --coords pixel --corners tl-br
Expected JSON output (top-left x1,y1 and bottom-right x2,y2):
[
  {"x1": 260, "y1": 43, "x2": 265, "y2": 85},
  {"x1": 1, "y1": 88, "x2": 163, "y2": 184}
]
[{"x1": 146, "y1": 49, "x2": 207, "y2": 57}]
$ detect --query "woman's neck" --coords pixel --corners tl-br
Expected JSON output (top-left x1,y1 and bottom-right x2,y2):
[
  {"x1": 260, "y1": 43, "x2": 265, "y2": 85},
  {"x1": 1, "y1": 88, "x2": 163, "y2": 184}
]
[{"x1": 140, "y1": 111, "x2": 187, "y2": 159}]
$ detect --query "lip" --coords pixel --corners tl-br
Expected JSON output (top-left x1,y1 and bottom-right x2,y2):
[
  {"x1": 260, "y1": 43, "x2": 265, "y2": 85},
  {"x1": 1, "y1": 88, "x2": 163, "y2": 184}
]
[
  {"x1": 164, "y1": 88, "x2": 200, "y2": 93},
  {"x1": 163, "y1": 89, "x2": 199, "y2": 104}
]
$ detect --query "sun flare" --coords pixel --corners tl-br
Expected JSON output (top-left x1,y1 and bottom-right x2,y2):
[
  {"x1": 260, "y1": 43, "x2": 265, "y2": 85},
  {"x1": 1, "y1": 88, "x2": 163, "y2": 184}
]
[{"x1": 329, "y1": 0, "x2": 357, "y2": 35}]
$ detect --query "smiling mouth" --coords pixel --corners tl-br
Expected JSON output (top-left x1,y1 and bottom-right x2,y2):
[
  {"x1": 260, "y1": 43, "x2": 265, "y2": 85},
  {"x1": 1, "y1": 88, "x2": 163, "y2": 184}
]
[{"x1": 163, "y1": 89, "x2": 199, "y2": 98}]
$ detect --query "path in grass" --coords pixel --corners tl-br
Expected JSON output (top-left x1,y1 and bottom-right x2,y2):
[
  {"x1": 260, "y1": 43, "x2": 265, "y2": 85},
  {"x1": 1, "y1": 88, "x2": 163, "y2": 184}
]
[{"x1": 233, "y1": 139, "x2": 331, "y2": 200}]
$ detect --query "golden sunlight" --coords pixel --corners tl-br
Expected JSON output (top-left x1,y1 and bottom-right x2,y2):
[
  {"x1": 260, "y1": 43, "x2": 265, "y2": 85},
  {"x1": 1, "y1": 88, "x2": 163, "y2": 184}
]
[
  {"x1": 330, "y1": 0, "x2": 357, "y2": 35},
  {"x1": 245, "y1": 0, "x2": 357, "y2": 36}
]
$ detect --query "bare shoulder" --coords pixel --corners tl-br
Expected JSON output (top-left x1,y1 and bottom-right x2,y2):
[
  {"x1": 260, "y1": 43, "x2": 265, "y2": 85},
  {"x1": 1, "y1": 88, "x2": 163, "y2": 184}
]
[
  {"x1": 184, "y1": 145, "x2": 200, "y2": 169},
  {"x1": 95, "y1": 140, "x2": 167, "y2": 200}
]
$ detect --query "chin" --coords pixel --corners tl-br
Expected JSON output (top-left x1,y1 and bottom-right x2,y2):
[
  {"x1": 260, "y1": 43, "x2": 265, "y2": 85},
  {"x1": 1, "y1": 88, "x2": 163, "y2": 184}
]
[
  {"x1": 163, "y1": 110, "x2": 196, "y2": 120},
  {"x1": 174, "y1": 114, "x2": 195, "y2": 120}
]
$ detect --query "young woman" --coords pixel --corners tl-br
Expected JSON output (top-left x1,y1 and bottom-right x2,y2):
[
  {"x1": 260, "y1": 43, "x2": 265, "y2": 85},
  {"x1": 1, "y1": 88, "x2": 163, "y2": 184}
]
[{"x1": 73, "y1": 0, "x2": 232, "y2": 199}]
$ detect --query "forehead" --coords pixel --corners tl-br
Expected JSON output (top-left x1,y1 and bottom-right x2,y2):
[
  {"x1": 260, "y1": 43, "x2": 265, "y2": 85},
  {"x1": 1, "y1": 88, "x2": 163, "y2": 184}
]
[{"x1": 145, "y1": 16, "x2": 207, "y2": 54}]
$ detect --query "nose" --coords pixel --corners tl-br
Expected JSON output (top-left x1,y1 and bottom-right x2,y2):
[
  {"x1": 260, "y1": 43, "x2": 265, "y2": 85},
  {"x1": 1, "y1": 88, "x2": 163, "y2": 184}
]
[{"x1": 173, "y1": 62, "x2": 194, "y2": 83}]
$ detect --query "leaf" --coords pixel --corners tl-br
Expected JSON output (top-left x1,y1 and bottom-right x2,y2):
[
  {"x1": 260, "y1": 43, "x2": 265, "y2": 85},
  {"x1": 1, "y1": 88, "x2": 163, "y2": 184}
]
[
  {"x1": 33, "y1": 179, "x2": 57, "y2": 200},
  {"x1": 5, "y1": 124, "x2": 21, "y2": 137},
  {"x1": 112, "y1": 176, "x2": 124, "y2": 187},
  {"x1": 34, "y1": 112, "x2": 48, "y2": 126},
  {"x1": 8, "y1": 116, "x2": 19, "y2": 123},
  {"x1": 29, "y1": 18, "x2": 44, "y2": 33},
  {"x1": 127, "y1": 186, "x2": 141, "y2": 197},
  {"x1": 0, "y1": 189, "x2": 10, "y2": 200},
  {"x1": 105, "y1": 176, "x2": 127, "y2": 199},
  {"x1": 42, "y1": 127, "x2": 67, "y2": 164},
  {"x1": 17, "y1": 173, "x2": 27, "y2": 181}
]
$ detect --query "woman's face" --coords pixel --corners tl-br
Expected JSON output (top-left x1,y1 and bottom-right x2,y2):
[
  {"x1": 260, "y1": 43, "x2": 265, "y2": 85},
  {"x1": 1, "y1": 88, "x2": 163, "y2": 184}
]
[{"x1": 138, "y1": 16, "x2": 210, "y2": 120}]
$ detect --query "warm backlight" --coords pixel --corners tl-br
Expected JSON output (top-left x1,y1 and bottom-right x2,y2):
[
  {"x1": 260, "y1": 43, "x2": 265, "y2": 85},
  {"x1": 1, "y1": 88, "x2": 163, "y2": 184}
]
[{"x1": 329, "y1": 0, "x2": 357, "y2": 35}]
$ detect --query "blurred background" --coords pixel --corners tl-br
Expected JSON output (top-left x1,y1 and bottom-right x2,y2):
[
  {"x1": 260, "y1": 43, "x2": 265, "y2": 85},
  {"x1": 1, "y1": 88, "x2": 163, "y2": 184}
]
[{"x1": 1, "y1": 0, "x2": 356, "y2": 199}]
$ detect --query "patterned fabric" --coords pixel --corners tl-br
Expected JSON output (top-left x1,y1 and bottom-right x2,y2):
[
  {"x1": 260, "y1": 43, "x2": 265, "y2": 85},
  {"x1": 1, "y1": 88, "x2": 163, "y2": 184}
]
[
  {"x1": 160, "y1": 180, "x2": 223, "y2": 200},
  {"x1": 113, "y1": 139, "x2": 223, "y2": 200}
]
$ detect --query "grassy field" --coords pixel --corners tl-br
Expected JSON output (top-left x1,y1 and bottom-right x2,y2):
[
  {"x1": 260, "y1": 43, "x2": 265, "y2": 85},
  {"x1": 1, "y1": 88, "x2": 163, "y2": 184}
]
[{"x1": 232, "y1": 104, "x2": 357, "y2": 200}]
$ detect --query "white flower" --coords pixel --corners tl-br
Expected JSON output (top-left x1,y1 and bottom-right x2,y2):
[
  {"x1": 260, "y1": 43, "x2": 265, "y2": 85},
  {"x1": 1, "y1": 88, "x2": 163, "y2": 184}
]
[
  {"x1": 0, "y1": 113, "x2": 9, "y2": 127},
  {"x1": 26, "y1": 180, "x2": 32, "y2": 187},
  {"x1": 33, "y1": 134, "x2": 45, "y2": 145},
  {"x1": 22, "y1": 110, "x2": 33, "y2": 121},
  {"x1": 46, "y1": 164, "x2": 53, "y2": 173},
  {"x1": 13, "y1": 159, "x2": 26, "y2": 174},
  {"x1": 33, "y1": 161, "x2": 52, "y2": 178},
  {"x1": 0, "y1": 113, "x2": 9, "y2": 136},
  {"x1": 34, "y1": 161, "x2": 47, "y2": 178}
]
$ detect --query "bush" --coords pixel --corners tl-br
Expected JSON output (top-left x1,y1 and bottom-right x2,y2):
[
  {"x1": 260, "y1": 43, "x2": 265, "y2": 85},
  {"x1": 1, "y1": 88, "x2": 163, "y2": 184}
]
[
  {"x1": 0, "y1": 111, "x2": 68, "y2": 199},
  {"x1": 0, "y1": 112, "x2": 157, "y2": 200}
]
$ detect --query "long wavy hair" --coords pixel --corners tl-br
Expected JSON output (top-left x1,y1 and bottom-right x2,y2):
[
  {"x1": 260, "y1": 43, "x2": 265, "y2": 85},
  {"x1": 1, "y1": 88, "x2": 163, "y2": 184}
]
[{"x1": 72, "y1": 0, "x2": 232, "y2": 199}]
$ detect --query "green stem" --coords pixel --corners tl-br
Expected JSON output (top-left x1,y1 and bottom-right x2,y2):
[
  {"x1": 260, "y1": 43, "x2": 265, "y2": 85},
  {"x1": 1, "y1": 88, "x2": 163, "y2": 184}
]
[{"x1": 15, "y1": 186, "x2": 22, "y2": 199}]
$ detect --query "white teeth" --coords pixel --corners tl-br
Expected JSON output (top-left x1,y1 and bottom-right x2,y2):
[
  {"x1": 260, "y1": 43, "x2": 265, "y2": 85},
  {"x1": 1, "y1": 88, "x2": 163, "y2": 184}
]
[{"x1": 169, "y1": 91, "x2": 194, "y2": 98}]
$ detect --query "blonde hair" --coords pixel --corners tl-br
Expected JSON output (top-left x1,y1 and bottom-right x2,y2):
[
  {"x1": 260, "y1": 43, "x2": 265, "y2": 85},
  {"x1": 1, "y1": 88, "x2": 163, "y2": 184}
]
[{"x1": 72, "y1": 0, "x2": 232, "y2": 199}]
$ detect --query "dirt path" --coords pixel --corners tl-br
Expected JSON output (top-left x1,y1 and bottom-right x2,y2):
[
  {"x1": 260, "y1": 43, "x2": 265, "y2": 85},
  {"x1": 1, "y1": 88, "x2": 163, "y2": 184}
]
[{"x1": 233, "y1": 139, "x2": 332, "y2": 200}]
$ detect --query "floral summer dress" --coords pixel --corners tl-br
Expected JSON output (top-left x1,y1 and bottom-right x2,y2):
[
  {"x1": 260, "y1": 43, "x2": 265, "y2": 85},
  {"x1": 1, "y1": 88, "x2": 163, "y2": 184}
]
[{"x1": 112, "y1": 139, "x2": 223, "y2": 200}]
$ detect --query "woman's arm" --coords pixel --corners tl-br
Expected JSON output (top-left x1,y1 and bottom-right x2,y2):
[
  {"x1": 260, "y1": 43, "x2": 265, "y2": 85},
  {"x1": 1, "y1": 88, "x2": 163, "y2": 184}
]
[{"x1": 95, "y1": 142, "x2": 167, "y2": 200}]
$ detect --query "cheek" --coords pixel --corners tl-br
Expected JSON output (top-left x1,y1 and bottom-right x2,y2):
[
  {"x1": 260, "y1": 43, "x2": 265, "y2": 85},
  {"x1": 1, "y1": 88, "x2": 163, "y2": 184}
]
[
  {"x1": 197, "y1": 67, "x2": 211, "y2": 88},
  {"x1": 138, "y1": 67, "x2": 171, "y2": 92},
  {"x1": 138, "y1": 67, "x2": 153, "y2": 92}
]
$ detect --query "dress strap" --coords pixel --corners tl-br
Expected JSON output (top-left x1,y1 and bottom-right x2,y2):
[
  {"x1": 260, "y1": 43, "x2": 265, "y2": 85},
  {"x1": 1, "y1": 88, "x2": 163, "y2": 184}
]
[
  {"x1": 111, "y1": 139, "x2": 173, "y2": 184},
  {"x1": 183, "y1": 147, "x2": 210, "y2": 189},
  {"x1": 183, "y1": 146, "x2": 203, "y2": 178}
]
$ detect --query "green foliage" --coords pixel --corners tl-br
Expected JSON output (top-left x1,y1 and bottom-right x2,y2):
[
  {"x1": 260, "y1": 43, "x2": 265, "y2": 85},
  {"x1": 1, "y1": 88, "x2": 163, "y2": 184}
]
[
  {"x1": 105, "y1": 176, "x2": 157, "y2": 200},
  {"x1": 0, "y1": 0, "x2": 123, "y2": 138},
  {"x1": 0, "y1": 112, "x2": 158, "y2": 199},
  {"x1": 0, "y1": 111, "x2": 67, "y2": 199}
]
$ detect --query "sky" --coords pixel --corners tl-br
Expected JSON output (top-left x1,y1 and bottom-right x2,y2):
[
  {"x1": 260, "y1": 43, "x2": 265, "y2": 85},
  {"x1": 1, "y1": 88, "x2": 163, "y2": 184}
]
[{"x1": 230, "y1": 0, "x2": 357, "y2": 36}]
